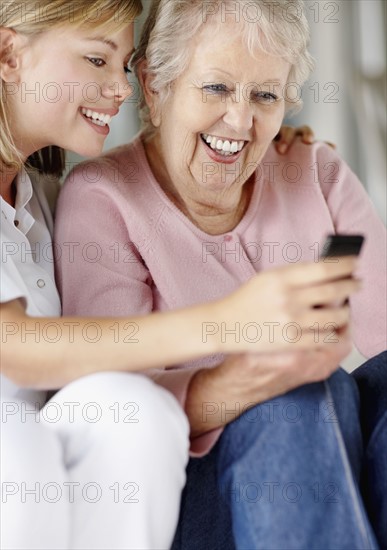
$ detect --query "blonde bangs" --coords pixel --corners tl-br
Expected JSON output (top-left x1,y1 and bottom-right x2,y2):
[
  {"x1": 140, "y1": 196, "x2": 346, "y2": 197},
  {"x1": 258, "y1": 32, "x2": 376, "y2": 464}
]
[{"x1": 2, "y1": 0, "x2": 142, "y2": 35}]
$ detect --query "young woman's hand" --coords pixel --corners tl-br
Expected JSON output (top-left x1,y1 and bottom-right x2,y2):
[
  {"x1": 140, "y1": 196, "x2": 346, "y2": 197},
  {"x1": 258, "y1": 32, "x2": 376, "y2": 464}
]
[
  {"x1": 274, "y1": 125, "x2": 337, "y2": 154},
  {"x1": 211, "y1": 257, "x2": 360, "y2": 356}
]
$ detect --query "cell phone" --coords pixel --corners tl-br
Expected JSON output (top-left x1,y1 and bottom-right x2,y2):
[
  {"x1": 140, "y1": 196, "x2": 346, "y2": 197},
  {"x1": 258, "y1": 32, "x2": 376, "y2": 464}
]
[
  {"x1": 318, "y1": 234, "x2": 364, "y2": 307},
  {"x1": 320, "y1": 234, "x2": 364, "y2": 258}
]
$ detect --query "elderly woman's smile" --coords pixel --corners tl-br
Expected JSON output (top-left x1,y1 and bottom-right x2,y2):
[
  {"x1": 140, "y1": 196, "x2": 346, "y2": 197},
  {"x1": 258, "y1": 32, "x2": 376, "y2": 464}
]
[
  {"x1": 143, "y1": 20, "x2": 290, "y2": 225},
  {"x1": 200, "y1": 133, "x2": 246, "y2": 160}
]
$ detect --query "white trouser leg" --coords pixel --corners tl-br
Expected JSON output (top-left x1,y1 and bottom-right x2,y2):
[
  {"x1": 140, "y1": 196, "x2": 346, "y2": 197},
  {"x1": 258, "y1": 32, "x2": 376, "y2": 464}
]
[
  {"x1": 1, "y1": 399, "x2": 70, "y2": 550},
  {"x1": 1, "y1": 372, "x2": 189, "y2": 550}
]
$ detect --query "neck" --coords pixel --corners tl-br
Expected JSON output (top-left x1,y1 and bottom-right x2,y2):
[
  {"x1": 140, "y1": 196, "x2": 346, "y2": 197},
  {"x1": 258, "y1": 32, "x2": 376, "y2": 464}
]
[
  {"x1": 167, "y1": 180, "x2": 253, "y2": 235},
  {"x1": 0, "y1": 164, "x2": 20, "y2": 207},
  {"x1": 144, "y1": 136, "x2": 254, "y2": 235},
  {"x1": 1, "y1": 124, "x2": 30, "y2": 206}
]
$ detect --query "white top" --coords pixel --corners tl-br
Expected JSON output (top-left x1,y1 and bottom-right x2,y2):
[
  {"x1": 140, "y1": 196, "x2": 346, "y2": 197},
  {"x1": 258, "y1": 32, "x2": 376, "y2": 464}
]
[{"x1": 1, "y1": 168, "x2": 61, "y2": 406}]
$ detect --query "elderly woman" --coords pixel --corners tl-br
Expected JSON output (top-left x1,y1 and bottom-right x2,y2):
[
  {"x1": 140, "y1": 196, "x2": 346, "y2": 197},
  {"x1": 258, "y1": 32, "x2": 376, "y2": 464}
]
[{"x1": 55, "y1": 0, "x2": 386, "y2": 548}]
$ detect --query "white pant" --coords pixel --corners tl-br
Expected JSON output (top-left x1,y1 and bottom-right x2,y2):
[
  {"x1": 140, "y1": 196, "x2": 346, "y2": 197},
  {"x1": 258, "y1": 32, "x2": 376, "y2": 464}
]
[{"x1": 1, "y1": 372, "x2": 189, "y2": 550}]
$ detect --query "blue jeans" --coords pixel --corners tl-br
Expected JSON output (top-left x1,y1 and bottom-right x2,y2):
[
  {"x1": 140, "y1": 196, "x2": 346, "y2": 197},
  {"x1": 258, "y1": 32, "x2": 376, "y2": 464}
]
[
  {"x1": 172, "y1": 352, "x2": 386, "y2": 550},
  {"x1": 353, "y1": 351, "x2": 387, "y2": 548}
]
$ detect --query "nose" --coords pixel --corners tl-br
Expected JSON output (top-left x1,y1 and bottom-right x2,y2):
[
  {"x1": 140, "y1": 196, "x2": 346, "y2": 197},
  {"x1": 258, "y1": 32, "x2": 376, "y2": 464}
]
[
  {"x1": 102, "y1": 73, "x2": 134, "y2": 103},
  {"x1": 223, "y1": 95, "x2": 254, "y2": 134}
]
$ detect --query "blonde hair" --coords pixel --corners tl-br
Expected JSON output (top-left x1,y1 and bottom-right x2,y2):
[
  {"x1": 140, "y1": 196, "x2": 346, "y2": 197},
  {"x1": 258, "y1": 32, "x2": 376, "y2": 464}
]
[
  {"x1": 133, "y1": 0, "x2": 315, "y2": 137},
  {"x1": 1, "y1": 0, "x2": 142, "y2": 177}
]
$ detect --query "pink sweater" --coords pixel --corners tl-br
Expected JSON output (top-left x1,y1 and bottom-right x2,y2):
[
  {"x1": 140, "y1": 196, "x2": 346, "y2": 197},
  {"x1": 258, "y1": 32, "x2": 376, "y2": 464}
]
[{"x1": 55, "y1": 136, "x2": 387, "y2": 456}]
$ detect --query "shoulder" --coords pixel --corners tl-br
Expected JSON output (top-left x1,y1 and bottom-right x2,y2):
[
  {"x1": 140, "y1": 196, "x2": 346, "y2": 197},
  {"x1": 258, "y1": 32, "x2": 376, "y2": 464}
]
[
  {"x1": 56, "y1": 137, "x2": 166, "y2": 239},
  {"x1": 65, "y1": 139, "x2": 142, "y2": 189},
  {"x1": 259, "y1": 141, "x2": 351, "y2": 190},
  {"x1": 261, "y1": 140, "x2": 341, "y2": 171},
  {"x1": 58, "y1": 137, "x2": 153, "y2": 207}
]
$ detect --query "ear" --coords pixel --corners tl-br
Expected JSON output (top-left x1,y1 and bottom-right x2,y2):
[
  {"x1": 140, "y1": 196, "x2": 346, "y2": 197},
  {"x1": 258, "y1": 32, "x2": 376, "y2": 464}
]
[
  {"x1": 0, "y1": 27, "x2": 23, "y2": 83},
  {"x1": 137, "y1": 59, "x2": 161, "y2": 127}
]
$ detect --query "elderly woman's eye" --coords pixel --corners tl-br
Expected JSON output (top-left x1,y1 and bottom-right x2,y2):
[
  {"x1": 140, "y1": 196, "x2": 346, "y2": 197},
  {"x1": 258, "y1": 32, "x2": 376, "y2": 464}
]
[
  {"x1": 202, "y1": 84, "x2": 229, "y2": 94},
  {"x1": 254, "y1": 92, "x2": 278, "y2": 103}
]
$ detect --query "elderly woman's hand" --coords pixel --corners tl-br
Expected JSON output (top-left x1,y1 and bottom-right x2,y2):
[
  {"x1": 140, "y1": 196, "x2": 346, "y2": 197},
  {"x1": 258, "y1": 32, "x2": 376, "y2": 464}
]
[
  {"x1": 187, "y1": 326, "x2": 352, "y2": 438},
  {"x1": 274, "y1": 125, "x2": 337, "y2": 154}
]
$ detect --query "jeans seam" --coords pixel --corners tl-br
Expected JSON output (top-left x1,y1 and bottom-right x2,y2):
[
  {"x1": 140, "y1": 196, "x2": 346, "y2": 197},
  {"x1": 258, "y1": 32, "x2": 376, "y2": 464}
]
[
  {"x1": 365, "y1": 410, "x2": 387, "y2": 459},
  {"x1": 324, "y1": 379, "x2": 373, "y2": 549}
]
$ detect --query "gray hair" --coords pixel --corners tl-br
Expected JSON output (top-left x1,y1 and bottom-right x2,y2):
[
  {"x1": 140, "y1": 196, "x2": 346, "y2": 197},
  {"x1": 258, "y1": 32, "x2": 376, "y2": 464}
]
[{"x1": 132, "y1": 0, "x2": 315, "y2": 136}]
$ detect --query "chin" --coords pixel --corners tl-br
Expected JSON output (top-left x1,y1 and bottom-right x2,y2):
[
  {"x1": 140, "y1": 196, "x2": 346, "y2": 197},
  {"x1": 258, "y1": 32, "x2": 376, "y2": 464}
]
[
  {"x1": 82, "y1": 147, "x2": 104, "y2": 158},
  {"x1": 197, "y1": 166, "x2": 244, "y2": 191},
  {"x1": 69, "y1": 143, "x2": 105, "y2": 158},
  {"x1": 199, "y1": 178, "x2": 237, "y2": 193}
]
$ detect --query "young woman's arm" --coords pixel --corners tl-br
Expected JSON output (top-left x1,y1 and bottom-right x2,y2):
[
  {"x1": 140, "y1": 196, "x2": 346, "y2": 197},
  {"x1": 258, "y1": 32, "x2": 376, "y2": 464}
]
[
  {"x1": 1, "y1": 258, "x2": 359, "y2": 390},
  {"x1": 0, "y1": 298, "x2": 217, "y2": 389}
]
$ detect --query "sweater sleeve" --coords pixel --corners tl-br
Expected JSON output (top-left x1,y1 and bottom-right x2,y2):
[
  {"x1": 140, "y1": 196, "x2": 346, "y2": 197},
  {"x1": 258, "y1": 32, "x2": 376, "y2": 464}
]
[
  {"x1": 55, "y1": 161, "x2": 154, "y2": 317},
  {"x1": 315, "y1": 143, "x2": 387, "y2": 357}
]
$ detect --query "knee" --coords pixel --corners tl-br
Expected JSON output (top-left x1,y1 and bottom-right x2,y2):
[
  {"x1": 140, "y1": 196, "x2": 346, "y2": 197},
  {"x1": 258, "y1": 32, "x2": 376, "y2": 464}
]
[
  {"x1": 227, "y1": 379, "x2": 329, "y2": 435},
  {"x1": 127, "y1": 375, "x2": 190, "y2": 449},
  {"x1": 49, "y1": 372, "x2": 189, "y2": 456},
  {"x1": 222, "y1": 371, "x2": 357, "y2": 447}
]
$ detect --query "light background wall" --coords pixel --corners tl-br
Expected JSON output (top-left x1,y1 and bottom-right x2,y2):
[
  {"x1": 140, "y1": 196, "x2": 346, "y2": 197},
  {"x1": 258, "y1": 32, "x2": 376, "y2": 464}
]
[
  {"x1": 291, "y1": 0, "x2": 386, "y2": 224},
  {"x1": 66, "y1": 0, "x2": 386, "y2": 370}
]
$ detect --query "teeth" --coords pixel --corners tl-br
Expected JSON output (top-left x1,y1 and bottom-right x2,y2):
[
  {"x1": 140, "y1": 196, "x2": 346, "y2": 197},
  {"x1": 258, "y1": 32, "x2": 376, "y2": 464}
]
[
  {"x1": 81, "y1": 108, "x2": 112, "y2": 126},
  {"x1": 201, "y1": 134, "x2": 245, "y2": 154}
]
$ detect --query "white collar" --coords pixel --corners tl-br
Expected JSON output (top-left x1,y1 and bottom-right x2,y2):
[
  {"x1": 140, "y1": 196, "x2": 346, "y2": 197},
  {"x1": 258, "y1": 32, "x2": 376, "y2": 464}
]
[
  {"x1": 14, "y1": 166, "x2": 33, "y2": 212},
  {"x1": 1, "y1": 167, "x2": 34, "y2": 235}
]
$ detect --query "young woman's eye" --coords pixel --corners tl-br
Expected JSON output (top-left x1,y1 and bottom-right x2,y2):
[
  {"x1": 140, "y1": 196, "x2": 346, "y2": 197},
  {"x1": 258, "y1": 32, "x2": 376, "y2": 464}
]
[
  {"x1": 87, "y1": 57, "x2": 106, "y2": 68},
  {"x1": 124, "y1": 65, "x2": 132, "y2": 75},
  {"x1": 203, "y1": 83, "x2": 229, "y2": 94},
  {"x1": 254, "y1": 91, "x2": 278, "y2": 104}
]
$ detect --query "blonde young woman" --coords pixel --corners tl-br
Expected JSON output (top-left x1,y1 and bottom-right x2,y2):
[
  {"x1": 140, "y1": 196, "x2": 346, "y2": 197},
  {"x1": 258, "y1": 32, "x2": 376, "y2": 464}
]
[
  {"x1": 55, "y1": 1, "x2": 386, "y2": 549},
  {"x1": 0, "y1": 1, "x2": 326, "y2": 548}
]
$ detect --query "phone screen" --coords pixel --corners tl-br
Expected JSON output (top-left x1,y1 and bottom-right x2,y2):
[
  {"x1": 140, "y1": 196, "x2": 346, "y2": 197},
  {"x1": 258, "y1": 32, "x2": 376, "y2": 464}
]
[{"x1": 320, "y1": 235, "x2": 364, "y2": 258}]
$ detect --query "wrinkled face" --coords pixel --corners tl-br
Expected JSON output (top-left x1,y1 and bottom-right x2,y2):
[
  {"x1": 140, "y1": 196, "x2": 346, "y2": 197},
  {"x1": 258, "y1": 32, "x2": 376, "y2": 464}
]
[
  {"x1": 148, "y1": 20, "x2": 290, "y2": 197},
  {"x1": 8, "y1": 23, "x2": 134, "y2": 158}
]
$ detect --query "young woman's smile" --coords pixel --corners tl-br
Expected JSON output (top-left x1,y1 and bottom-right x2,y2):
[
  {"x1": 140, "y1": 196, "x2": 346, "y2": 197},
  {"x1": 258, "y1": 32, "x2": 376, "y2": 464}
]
[{"x1": 79, "y1": 106, "x2": 119, "y2": 135}]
